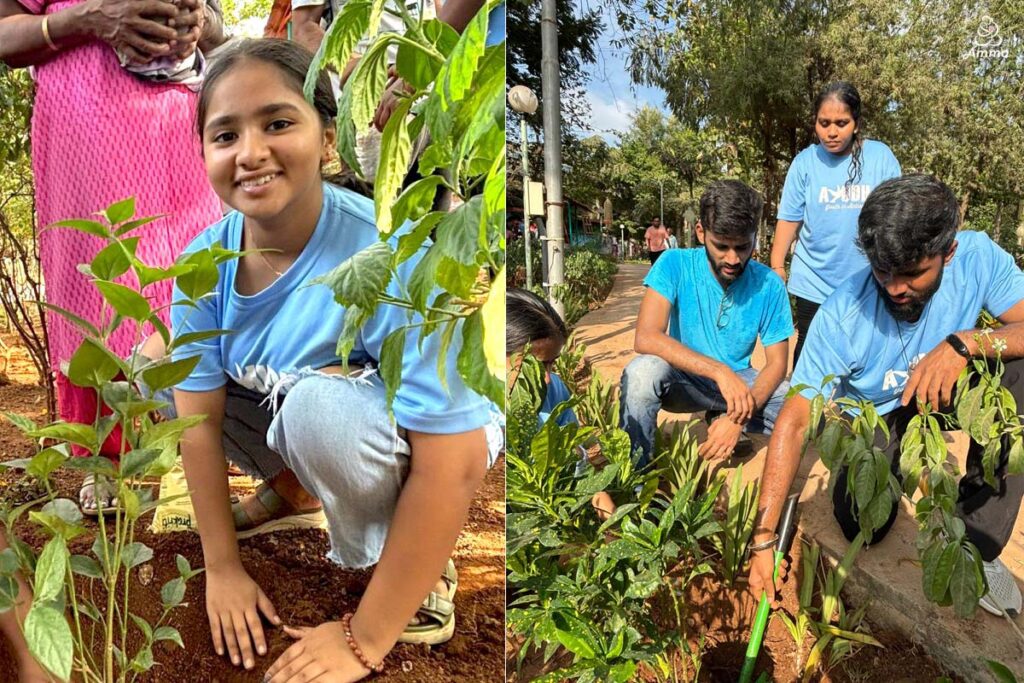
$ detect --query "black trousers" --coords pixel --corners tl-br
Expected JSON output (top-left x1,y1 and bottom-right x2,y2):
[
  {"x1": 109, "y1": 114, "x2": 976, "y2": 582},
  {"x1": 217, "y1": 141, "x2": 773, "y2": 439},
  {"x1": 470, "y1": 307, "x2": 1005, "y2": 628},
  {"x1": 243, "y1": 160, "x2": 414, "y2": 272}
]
[
  {"x1": 832, "y1": 358, "x2": 1024, "y2": 561},
  {"x1": 792, "y1": 296, "x2": 820, "y2": 368},
  {"x1": 649, "y1": 250, "x2": 665, "y2": 265}
]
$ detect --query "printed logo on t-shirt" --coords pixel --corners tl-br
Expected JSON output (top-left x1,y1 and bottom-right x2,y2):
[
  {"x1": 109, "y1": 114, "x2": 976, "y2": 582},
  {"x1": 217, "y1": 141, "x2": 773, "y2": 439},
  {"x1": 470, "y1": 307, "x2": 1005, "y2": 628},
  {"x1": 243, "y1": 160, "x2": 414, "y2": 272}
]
[
  {"x1": 881, "y1": 352, "x2": 926, "y2": 393},
  {"x1": 817, "y1": 184, "x2": 873, "y2": 211}
]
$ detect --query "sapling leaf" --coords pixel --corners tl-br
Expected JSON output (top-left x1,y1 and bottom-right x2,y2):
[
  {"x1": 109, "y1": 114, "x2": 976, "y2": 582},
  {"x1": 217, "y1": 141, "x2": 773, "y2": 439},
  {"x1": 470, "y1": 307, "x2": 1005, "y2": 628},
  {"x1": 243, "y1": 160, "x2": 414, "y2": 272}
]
[
  {"x1": 25, "y1": 602, "x2": 73, "y2": 681},
  {"x1": 141, "y1": 355, "x2": 202, "y2": 392},
  {"x1": 312, "y1": 241, "x2": 393, "y2": 310},
  {"x1": 91, "y1": 237, "x2": 139, "y2": 281},
  {"x1": 114, "y1": 214, "x2": 164, "y2": 237},
  {"x1": 1009, "y1": 436, "x2": 1024, "y2": 475},
  {"x1": 379, "y1": 327, "x2": 407, "y2": 413},
  {"x1": 48, "y1": 218, "x2": 110, "y2": 239},
  {"x1": 121, "y1": 542, "x2": 154, "y2": 570},
  {"x1": 130, "y1": 613, "x2": 154, "y2": 642},
  {"x1": 27, "y1": 447, "x2": 67, "y2": 481},
  {"x1": 154, "y1": 625, "x2": 184, "y2": 649},
  {"x1": 986, "y1": 659, "x2": 1019, "y2": 683},
  {"x1": 161, "y1": 576, "x2": 186, "y2": 608},
  {"x1": 33, "y1": 537, "x2": 68, "y2": 603},
  {"x1": 130, "y1": 646, "x2": 154, "y2": 673},
  {"x1": 64, "y1": 455, "x2": 117, "y2": 478},
  {"x1": 69, "y1": 555, "x2": 103, "y2": 580},
  {"x1": 120, "y1": 448, "x2": 163, "y2": 479},
  {"x1": 104, "y1": 197, "x2": 135, "y2": 224},
  {"x1": 95, "y1": 280, "x2": 150, "y2": 321}
]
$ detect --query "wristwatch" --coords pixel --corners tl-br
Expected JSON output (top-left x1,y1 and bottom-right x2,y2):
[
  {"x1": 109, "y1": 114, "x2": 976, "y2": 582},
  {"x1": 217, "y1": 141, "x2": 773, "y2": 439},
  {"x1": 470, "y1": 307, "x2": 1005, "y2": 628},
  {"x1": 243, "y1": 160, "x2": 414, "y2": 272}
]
[{"x1": 945, "y1": 333, "x2": 972, "y2": 360}]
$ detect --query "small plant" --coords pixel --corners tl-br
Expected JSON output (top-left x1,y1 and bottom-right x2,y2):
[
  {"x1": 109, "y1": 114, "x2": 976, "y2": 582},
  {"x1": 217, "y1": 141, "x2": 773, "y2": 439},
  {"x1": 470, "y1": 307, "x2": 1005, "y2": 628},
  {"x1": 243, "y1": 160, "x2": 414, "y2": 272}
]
[
  {"x1": 507, "y1": 356, "x2": 721, "y2": 682},
  {"x1": 776, "y1": 536, "x2": 882, "y2": 681},
  {"x1": 552, "y1": 334, "x2": 586, "y2": 395},
  {"x1": 1, "y1": 197, "x2": 238, "y2": 682},
  {"x1": 575, "y1": 371, "x2": 620, "y2": 433},
  {"x1": 712, "y1": 462, "x2": 760, "y2": 586}
]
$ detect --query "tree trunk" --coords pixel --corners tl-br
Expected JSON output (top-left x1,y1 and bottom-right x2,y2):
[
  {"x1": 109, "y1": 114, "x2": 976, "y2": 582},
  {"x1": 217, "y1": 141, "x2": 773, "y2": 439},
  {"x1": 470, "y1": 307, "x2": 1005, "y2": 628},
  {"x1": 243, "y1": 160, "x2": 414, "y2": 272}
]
[
  {"x1": 959, "y1": 190, "x2": 971, "y2": 226},
  {"x1": 993, "y1": 203, "x2": 1004, "y2": 244}
]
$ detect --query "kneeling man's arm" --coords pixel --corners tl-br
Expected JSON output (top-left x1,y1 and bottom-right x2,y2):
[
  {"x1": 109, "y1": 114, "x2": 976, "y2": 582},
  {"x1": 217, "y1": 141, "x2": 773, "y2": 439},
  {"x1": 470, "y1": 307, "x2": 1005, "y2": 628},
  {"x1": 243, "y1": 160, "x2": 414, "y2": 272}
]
[
  {"x1": 747, "y1": 392, "x2": 811, "y2": 604},
  {"x1": 635, "y1": 287, "x2": 755, "y2": 421},
  {"x1": 749, "y1": 339, "x2": 789, "y2": 410},
  {"x1": 904, "y1": 299, "x2": 1024, "y2": 410}
]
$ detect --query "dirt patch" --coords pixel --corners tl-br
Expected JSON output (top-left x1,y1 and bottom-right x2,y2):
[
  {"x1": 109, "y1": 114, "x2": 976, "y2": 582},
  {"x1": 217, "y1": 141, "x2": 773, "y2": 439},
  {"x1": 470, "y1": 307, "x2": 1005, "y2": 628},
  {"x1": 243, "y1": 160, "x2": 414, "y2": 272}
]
[{"x1": 0, "y1": 343, "x2": 505, "y2": 682}]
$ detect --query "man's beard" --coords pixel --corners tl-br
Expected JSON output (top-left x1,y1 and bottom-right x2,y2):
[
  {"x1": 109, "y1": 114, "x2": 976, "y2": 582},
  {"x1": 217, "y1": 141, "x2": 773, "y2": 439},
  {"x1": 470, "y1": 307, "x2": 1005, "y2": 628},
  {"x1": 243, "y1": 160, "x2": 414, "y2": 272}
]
[
  {"x1": 705, "y1": 247, "x2": 747, "y2": 283},
  {"x1": 874, "y1": 268, "x2": 943, "y2": 322}
]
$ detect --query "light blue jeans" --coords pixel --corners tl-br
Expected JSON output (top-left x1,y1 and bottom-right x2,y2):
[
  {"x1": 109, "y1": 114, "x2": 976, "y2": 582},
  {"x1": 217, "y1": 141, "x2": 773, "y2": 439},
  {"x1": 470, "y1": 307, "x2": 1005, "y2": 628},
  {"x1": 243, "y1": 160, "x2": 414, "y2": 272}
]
[
  {"x1": 619, "y1": 354, "x2": 788, "y2": 470},
  {"x1": 143, "y1": 365, "x2": 502, "y2": 569}
]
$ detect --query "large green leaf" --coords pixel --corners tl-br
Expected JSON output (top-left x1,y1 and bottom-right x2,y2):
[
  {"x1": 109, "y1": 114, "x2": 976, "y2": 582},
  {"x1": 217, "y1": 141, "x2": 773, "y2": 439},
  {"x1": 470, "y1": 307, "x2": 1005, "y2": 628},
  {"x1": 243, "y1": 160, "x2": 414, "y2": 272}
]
[
  {"x1": 175, "y1": 250, "x2": 220, "y2": 301},
  {"x1": 440, "y1": 3, "x2": 487, "y2": 105},
  {"x1": 457, "y1": 311, "x2": 503, "y2": 406},
  {"x1": 95, "y1": 280, "x2": 150, "y2": 321},
  {"x1": 25, "y1": 603, "x2": 73, "y2": 682},
  {"x1": 104, "y1": 197, "x2": 136, "y2": 224},
  {"x1": 392, "y1": 179, "x2": 445, "y2": 234},
  {"x1": 374, "y1": 96, "x2": 414, "y2": 235},
  {"x1": 395, "y1": 40, "x2": 443, "y2": 90},
  {"x1": 435, "y1": 196, "x2": 483, "y2": 265},
  {"x1": 67, "y1": 338, "x2": 121, "y2": 389},
  {"x1": 305, "y1": 0, "x2": 372, "y2": 101},
  {"x1": 33, "y1": 537, "x2": 68, "y2": 603},
  {"x1": 313, "y1": 241, "x2": 393, "y2": 310},
  {"x1": 141, "y1": 355, "x2": 202, "y2": 393},
  {"x1": 91, "y1": 237, "x2": 139, "y2": 281},
  {"x1": 380, "y1": 327, "x2": 407, "y2": 412},
  {"x1": 349, "y1": 41, "x2": 390, "y2": 134}
]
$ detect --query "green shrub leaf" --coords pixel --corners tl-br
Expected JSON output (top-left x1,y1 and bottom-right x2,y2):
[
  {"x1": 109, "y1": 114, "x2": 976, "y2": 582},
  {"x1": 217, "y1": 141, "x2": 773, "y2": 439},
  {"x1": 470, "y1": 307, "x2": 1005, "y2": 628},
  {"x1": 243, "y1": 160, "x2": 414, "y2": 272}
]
[{"x1": 25, "y1": 603, "x2": 73, "y2": 681}]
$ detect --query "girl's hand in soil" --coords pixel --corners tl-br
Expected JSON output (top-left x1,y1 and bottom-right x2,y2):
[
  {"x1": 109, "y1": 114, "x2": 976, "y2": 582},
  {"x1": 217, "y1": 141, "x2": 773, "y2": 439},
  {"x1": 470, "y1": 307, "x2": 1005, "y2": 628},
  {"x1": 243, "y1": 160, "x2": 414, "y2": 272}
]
[
  {"x1": 699, "y1": 415, "x2": 743, "y2": 460},
  {"x1": 206, "y1": 563, "x2": 282, "y2": 671},
  {"x1": 264, "y1": 622, "x2": 371, "y2": 682},
  {"x1": 747, "y1": 546, "x2": 788, "y2": 608}
]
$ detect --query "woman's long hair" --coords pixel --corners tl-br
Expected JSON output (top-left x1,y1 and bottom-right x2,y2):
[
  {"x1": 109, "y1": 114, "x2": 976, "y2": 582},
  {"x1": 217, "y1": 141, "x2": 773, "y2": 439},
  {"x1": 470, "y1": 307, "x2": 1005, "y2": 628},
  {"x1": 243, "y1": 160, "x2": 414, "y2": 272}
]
[{"x1": 813, "y1": 81, "x2": 863, "y2": 187}]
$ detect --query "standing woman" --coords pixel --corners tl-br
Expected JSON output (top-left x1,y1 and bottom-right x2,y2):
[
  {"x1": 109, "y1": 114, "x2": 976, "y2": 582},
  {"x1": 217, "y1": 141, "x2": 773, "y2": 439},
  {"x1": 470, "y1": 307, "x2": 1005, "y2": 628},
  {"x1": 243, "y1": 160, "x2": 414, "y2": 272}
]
[
  {"x1": 0, "y1": 0, "x2": 226, "y2": 512},
  {"x1": 770, "y1": 82, "x2": 901, "y2": 365}
]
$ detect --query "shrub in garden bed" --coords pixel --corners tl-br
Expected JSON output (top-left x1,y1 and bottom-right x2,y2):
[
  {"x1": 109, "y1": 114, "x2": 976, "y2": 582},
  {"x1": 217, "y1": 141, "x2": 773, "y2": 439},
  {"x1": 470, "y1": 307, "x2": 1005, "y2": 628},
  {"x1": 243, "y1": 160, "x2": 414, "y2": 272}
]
[
  {"x1": 507, "y1": 348, "x2": 824, "y2": 682},
  {"x1": 803, "y1": 332, "x2": 1024, "y2": 619}
]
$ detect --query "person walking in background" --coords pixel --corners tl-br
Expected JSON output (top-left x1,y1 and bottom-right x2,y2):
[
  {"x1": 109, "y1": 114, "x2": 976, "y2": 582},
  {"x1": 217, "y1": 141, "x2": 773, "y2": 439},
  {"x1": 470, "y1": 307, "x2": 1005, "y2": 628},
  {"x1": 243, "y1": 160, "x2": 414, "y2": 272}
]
[
  {"x1": 667, "y1": 227, "x2": 679, "y2": 250},
  {"x1": 645, "y1": 216, "x2": 669, "y2": 264},
  {"x1": 0, "y1": 0, "x2": 226, "y2": 514},
  {"x1": 770, "y1": 81, "x2": 901, "y2": 366}
]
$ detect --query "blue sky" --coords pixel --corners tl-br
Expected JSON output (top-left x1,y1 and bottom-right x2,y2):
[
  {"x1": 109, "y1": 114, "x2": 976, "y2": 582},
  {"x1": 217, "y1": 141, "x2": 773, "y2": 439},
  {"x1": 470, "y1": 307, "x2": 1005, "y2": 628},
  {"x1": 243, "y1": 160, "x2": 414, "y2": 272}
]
[{"x1": 573, "y1": 0, "x2": 666, "y2": 144}]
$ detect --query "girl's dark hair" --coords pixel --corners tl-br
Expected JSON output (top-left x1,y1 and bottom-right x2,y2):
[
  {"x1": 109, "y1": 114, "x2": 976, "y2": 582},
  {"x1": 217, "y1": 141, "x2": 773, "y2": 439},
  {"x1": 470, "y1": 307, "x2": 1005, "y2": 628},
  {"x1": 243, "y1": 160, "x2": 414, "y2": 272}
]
[
  {"x1": 814, "y1": 81, "x2": 863, "y2": 186},
  {"x1": 507, "y1": 288, "x2": 568, "y2": 355},
  {"x1": 196, "y1": 38, "x2": 336, "y2": 139}
]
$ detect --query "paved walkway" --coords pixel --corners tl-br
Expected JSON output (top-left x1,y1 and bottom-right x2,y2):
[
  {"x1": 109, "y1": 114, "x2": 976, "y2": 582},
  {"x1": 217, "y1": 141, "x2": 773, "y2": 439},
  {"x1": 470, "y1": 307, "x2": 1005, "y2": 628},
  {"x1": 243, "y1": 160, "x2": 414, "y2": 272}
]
[{"x1": 573, "y1": 262, "x2": 1024, "y2": 681}]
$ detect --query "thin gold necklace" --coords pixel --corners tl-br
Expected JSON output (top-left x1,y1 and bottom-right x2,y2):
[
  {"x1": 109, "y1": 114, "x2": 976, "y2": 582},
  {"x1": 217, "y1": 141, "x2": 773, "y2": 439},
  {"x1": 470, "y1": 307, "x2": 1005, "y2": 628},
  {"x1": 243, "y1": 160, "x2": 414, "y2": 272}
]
[{"x1": 246, "y1": 224, "x2": 286, "y2": 277}]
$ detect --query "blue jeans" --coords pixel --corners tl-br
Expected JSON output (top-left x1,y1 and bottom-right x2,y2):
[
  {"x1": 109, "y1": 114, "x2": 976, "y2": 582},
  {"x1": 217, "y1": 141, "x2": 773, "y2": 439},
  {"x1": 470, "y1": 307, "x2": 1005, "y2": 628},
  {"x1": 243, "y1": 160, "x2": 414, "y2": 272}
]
[{"x1": 619, "y1": 354, "x2": 788, "y2": 469}]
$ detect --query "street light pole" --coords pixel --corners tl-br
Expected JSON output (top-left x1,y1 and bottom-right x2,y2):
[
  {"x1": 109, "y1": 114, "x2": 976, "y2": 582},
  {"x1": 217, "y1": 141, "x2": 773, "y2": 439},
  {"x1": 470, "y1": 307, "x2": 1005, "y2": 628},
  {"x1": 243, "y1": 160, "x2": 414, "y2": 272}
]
[
  {"x1": 660, "y1": 178, "x2": 664, "y2": 225},
  {"x1": 540, "y1": 0, "x2": 565, "y2": 317},
  {"x1": 508, "y1": 85, "x2": 539, "y2": 290},
  {"x1": 520, "y1": 117, "x2": 533, "y2": 289}
]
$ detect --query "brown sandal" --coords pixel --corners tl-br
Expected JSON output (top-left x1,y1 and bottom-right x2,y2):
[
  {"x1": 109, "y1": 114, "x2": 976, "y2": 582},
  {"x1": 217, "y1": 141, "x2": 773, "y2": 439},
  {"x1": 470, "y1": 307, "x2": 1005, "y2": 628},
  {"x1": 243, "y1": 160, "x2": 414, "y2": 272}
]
[{"x1": 231, "y1": 482, "x2": 327, "y2": 540}]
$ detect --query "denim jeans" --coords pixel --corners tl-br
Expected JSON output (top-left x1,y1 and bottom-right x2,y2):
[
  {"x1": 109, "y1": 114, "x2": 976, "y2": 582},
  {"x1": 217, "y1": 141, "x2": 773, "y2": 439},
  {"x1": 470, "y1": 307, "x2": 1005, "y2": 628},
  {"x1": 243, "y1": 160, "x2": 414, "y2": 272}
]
[
  {"x1": 140, "y1": 360, "x2": 502, "y2": 568},
  {"x1": 619, "y1": 354, "x2": 788, "y2": 469}
]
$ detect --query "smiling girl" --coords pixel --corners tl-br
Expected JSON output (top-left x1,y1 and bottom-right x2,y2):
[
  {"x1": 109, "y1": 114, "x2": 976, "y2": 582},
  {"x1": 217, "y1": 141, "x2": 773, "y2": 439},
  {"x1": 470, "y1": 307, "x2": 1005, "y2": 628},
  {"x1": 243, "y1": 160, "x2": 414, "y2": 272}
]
[
  {"x1": 770, "y1": 82, "x2": 902, "y2": 365},
  {"x1": 160, "y1": 39, "x2": 497, "y2": 681}
]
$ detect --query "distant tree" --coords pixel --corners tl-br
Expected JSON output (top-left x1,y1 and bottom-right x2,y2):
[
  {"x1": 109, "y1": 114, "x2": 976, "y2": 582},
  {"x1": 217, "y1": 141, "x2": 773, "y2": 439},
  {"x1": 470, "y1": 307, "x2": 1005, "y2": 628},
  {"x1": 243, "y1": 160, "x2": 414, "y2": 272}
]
[{"x1": 507, "y1": 0, "x2": 603, "y2": 136}]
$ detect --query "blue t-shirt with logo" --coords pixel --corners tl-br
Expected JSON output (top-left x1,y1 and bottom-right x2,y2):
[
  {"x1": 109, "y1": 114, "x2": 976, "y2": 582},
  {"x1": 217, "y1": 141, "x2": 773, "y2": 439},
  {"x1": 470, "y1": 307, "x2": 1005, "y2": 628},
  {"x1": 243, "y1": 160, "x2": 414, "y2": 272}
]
[
  {"x1": 792, "y1": 231, "x2": 1024, "y2": 415},
  {"x1": 779, "y1": 139, "x2": 901, "y2": 303},
  {"x1": 644, "y1": 248, "x2": 794, "y2": 371},
  {"x1": 169, "y1": 183, "x2": 489, "y2": 434}
]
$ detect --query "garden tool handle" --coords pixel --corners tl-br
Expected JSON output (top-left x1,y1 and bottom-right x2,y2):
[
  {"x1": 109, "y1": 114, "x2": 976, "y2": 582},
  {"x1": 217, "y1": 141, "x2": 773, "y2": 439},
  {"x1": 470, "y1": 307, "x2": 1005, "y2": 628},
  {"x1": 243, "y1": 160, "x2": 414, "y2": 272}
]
[{"x1": 738, "y1": 494, "x2": 800, "y2": 683}]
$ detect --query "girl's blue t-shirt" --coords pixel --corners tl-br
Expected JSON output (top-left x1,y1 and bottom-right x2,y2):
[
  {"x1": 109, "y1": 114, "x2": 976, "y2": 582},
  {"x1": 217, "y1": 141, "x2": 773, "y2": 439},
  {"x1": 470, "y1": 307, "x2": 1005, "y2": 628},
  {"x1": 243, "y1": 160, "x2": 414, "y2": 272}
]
[
  {"x1": 792, "y1": 231, "x2": 1024, "y2": 415},
  {"x1": 169, "y1": 183, "x2": 489, "y2": 435},
  {"x1": 538, "y1": 374, "x2": 577, "y2": 427},
  {"x1": 644, "y1": 248, "x2": 794, "y2": 371},
  {"x1": 778, "y1": 139, "x2": 901, "y2": 303}
]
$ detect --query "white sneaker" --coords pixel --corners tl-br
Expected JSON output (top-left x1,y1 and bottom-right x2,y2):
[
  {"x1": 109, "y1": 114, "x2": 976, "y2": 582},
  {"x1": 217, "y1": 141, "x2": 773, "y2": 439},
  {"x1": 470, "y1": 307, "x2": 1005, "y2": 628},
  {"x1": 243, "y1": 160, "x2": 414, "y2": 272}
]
[{"x1": 978, "y1": 557, "x2": 1022, "y2": 617}]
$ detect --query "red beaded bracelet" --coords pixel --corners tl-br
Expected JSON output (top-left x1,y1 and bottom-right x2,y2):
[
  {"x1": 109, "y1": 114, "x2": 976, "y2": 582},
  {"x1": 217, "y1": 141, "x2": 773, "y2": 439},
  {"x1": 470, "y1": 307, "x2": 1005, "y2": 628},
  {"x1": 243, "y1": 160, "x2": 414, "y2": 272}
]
[{"x1": 342, "y1": 613, "x2": 385, "y2": 674}]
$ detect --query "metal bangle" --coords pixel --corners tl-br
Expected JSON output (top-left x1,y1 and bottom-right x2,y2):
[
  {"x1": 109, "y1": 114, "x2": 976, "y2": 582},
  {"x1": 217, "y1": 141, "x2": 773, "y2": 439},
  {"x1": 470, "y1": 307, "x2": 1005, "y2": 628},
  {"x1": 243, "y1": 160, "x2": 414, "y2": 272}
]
[
  {"x1": 748, "y1": 534, "x2": 779, "y2": 552},
  {"x1": 41, "y1": 15, "x2": 58, "y2": 51}
]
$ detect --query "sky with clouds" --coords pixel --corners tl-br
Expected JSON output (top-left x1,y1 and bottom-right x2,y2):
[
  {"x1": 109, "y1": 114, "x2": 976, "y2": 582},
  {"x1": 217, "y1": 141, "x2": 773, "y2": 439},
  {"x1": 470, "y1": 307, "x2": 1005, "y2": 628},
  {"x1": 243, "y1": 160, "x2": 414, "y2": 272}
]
[{"x1": 573, "y1": 1, "x2": 666, "y2": 144}]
